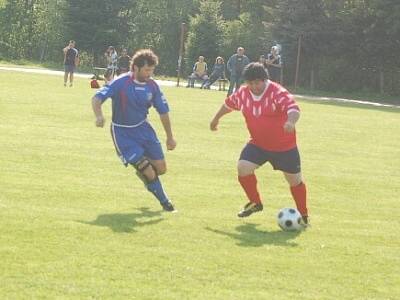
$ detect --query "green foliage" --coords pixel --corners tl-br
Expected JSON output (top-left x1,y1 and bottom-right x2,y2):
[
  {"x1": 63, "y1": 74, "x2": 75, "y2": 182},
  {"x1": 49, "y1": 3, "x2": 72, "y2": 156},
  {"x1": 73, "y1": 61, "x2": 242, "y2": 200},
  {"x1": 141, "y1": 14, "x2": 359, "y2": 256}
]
[
  {"x1": 222, "y1": 13, "x2": 268, "y2": 62},
  {"x1": 269, "y1": 0, "x2": 400, "y2": 95},
  {"x1": 0, "y1": 0, "x2": 399, "y2": 94},
  {"x1": 185, "y1": 0, "x2": 224, "y2": 73}
]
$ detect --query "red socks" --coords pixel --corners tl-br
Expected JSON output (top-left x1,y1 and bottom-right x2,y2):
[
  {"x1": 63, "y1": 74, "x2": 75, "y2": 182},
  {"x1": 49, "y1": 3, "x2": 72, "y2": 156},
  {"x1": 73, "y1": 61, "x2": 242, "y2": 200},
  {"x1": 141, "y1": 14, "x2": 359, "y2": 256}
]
[
  {"x1": 238, "y1": 174, "x2": 262, "y2": 204},
  {"x1": 238, "y1": 175, "x2": 308, "y2": 216},
  {"x1": 290, "y1": 182, "x2": 308, "y2": 216}
]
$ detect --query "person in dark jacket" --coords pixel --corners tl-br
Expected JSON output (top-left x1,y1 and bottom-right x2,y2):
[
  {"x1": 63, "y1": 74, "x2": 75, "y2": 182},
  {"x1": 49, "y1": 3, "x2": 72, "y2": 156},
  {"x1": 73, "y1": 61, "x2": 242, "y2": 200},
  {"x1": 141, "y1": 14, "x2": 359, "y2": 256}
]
[{"x1": 226, "y1": 47, "x2": 250, "y2": 96}]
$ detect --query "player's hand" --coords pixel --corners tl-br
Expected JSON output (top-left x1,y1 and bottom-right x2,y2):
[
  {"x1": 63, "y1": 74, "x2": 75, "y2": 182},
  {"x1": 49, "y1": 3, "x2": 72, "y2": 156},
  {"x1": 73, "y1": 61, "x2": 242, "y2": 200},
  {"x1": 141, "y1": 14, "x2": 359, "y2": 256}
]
[
  {"x1": 166, "y1": 137, "x2": 177, "y2": 151},
  {"x1": 283, "y1": 121, "x2": 295, "y2": 133},
  {"x1": 210, "y1": 119, "x2": 219, "y2": 131},
  {"x1": 95, "y1": 116, "x2": 105, "y2": 128}
]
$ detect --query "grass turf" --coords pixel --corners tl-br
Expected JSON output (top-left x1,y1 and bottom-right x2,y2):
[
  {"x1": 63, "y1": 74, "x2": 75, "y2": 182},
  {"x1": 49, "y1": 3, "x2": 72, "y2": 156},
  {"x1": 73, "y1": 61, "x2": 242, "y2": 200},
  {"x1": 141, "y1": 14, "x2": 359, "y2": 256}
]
[{"x1": 0, "y1": 71, "x2": 399, "y2": 299}]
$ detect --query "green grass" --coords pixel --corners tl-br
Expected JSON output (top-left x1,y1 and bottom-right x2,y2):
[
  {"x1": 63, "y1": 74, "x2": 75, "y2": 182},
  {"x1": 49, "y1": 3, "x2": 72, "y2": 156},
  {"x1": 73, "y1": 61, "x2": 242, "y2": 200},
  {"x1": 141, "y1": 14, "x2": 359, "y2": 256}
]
[{"x1": 0, "y1": 70, "x2": 399, "y2": 299}]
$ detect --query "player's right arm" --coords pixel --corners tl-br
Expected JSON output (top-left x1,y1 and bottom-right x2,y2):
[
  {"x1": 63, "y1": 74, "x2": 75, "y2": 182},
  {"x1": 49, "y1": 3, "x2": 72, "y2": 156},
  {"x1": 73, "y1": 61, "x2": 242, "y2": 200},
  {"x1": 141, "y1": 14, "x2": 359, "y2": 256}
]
[
  {"x1": 210, "y1": 90, "x2": 241, "y2": 131},
  {"x1": 92, "y1": 96, "x2": 105, "y2": 127},
  {"x1": 210, "y1": 104, "x2": 232, "y2": 131},
  {"x1": 91, "y1": 83, "x2": 116, "y2": 128}
]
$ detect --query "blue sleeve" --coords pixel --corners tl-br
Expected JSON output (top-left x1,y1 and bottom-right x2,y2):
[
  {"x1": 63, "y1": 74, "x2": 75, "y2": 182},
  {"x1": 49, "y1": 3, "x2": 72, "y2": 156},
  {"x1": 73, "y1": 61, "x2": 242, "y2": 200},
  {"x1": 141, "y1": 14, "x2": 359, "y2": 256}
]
[
  {"x1": 94, "y1": 78, "x2": 122, "y2": 102},
  {"x1": 151, "y1": 82, "x2": 170, "y2": 114},
  {"x1": 95, "y1": 83, "x2": 114, "y2": 103}
]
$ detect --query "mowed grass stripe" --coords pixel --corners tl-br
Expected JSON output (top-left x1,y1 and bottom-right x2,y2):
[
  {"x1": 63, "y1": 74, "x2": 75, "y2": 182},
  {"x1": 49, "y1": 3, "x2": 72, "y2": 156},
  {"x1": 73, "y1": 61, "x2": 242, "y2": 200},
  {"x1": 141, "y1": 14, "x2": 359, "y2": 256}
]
[{"x1": 0, "y1": 71, "x2": 399, "y2": 299}]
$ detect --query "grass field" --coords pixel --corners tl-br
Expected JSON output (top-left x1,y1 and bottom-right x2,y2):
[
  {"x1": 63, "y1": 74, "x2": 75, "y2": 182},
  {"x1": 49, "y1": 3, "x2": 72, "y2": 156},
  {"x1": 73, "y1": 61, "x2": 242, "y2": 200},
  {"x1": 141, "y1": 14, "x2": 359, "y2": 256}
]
[{"x1": 0, "y1": 71, "x2": 399, "y2": 299}]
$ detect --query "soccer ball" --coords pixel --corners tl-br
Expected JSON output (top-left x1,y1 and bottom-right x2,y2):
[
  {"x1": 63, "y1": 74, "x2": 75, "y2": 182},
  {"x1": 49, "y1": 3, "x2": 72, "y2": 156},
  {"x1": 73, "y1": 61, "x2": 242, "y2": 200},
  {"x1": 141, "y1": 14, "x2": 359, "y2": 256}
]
[{"x1": 277, "y1": 208, "x2": 303, "y2": 231}]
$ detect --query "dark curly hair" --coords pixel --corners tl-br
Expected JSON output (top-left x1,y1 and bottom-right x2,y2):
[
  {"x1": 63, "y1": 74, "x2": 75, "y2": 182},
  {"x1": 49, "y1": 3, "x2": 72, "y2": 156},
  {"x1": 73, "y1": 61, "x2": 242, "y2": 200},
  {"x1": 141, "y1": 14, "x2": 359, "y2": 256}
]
[
  {"x1": 243, "y1": 62, "x2": 268, "y2": 81},
  {"x1": 131, "y1": 49, "x2": 159, "y2": 70}
]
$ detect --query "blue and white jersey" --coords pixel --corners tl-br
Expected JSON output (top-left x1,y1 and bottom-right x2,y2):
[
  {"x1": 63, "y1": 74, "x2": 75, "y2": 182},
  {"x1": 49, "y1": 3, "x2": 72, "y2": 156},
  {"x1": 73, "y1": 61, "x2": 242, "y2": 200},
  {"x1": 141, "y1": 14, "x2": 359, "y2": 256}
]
[{"x1": 95, "y1": 72, "x2": 169, "y2": 127}]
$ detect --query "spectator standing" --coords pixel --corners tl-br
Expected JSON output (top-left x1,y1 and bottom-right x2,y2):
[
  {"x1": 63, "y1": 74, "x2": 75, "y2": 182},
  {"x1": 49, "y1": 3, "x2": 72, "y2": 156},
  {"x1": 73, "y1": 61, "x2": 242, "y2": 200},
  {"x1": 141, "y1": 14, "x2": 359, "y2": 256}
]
[
  {"x1": 63, "y1": 40, "x2": 79, "y2": 87},
  {"x1": 117, "y1": 48, "x2": 131, "y2": 75},
  {"x1": 226, "y1": 47, "x2": 250, "y2": 96},
  {"x1": 105, "y1": 46, "x2": 118, "y2": 79},
  {"x1": 265, "y1": 46, "x2": 282, "y2": 83},
  {"x1": 258, "y1": 55, "x2": 270, "y2": 79}
]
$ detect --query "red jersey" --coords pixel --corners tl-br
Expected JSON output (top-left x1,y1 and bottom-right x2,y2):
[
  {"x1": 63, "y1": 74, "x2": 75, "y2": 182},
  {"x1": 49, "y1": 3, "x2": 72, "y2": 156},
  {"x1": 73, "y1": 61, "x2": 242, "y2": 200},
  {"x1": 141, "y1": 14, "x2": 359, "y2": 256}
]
[{"x1": 224, "y1": 80, "x2": 299, "y2": 151}]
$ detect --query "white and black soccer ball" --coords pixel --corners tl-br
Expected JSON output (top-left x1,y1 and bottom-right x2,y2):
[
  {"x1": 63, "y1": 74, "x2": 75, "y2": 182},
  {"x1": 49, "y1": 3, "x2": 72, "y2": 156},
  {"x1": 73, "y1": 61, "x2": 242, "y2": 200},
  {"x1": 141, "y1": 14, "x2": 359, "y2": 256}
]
[{"x1": 277, "y1": 208, "x2": 303, "y2": 231}]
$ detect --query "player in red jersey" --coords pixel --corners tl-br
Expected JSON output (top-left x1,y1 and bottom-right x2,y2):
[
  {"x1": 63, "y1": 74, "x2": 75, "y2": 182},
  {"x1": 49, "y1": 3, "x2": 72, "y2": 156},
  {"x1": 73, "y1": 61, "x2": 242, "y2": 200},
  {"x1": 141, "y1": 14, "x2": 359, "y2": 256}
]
[{"x1": 210, "y1": 62, "x2": 309, "y2": 225}]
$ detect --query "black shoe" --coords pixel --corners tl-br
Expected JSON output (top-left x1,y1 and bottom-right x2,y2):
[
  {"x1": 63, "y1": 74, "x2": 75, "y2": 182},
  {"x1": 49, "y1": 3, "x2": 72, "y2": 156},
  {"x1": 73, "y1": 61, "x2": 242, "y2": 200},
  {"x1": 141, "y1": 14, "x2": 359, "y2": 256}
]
[
  {"x1": 300, "y1": 215, "x2": 310, "y2": 228},
  {"x1": 237, "y1": 202, "x2": 263, "y2": 218},
  {"x1": 161, "y1": 201, "x2": 176, "y2": 212}
]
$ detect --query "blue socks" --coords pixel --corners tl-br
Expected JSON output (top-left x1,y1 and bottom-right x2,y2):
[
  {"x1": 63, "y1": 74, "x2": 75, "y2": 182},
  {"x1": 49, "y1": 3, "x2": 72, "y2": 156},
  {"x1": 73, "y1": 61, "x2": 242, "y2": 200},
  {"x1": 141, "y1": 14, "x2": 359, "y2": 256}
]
[{"x1": 146, "y1": 178, "x2": 168, "y2": 204}]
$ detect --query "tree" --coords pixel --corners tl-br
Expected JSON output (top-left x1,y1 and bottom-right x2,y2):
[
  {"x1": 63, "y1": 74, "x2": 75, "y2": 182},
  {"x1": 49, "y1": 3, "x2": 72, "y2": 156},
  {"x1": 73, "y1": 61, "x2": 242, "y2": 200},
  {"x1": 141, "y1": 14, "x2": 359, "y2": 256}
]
[{"x1": 185, "y1": 0, "x2": 225, "y2": 73}]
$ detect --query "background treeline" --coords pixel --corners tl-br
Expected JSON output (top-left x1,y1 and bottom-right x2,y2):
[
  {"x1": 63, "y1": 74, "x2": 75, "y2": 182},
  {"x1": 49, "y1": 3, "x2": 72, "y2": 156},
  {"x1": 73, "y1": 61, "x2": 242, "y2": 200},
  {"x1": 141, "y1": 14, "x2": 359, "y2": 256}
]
[{"x1": 0, "y1": 0, "x2": 399, "y2": 96}]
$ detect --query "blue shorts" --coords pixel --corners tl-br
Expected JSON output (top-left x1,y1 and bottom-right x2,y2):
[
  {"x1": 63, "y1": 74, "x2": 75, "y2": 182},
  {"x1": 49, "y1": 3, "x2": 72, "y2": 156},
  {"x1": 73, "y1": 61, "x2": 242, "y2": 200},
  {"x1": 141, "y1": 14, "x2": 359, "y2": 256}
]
[
  {"x1": 64, "y1": 64, "x2": 75, "y2": 73},
  {"x1": 110, "y1": 122, "x2": 164, "y2": 166},
  {"x1": 239, "y1": 143, "x2": 301, "y2": 174}
]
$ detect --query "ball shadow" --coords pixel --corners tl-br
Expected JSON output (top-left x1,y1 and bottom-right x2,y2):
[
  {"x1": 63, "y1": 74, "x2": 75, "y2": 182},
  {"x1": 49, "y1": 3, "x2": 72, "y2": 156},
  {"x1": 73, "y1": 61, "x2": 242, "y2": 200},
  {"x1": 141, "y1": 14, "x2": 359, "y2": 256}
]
[{"x1": 206, "y1": 223, "x2": 302, "y2": 247}]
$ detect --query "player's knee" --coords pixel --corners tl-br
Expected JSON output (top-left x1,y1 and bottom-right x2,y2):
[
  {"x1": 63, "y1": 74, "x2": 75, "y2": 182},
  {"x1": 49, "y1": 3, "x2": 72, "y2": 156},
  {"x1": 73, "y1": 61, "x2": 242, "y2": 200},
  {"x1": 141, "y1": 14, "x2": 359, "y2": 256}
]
[
  {"x1": 157, "y1": 165, "x2": 167, "y2": 175},
  {"x1": 237, "y1": 160, "x2": 255, "y2": 176},
  {"x1": 284, "y1": 172, "x2": 302, "y2": 187},
  {"x1": 131, "y1": 157, "x2": 158, "y2": 184}
]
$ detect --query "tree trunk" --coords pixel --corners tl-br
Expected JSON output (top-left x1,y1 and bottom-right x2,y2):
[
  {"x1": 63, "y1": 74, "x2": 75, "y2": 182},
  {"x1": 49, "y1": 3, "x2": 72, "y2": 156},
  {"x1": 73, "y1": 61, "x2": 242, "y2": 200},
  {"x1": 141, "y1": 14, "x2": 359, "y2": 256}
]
[
  {"x1": 310, "y1": 68, "x2": 315, "y2": 91},
  {"x1": 379, "y1": 70, "x2": 384, "y2": 94}
]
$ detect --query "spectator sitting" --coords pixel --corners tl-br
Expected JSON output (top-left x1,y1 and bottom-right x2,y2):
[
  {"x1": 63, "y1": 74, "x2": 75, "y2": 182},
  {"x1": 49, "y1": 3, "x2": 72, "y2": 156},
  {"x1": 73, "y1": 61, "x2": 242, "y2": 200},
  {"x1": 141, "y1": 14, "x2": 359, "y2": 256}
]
[
  {"x1": 186, "y1": 56, "x2": 208, "y2": 88},
  {"x1": 201, "y1": 56, "x2": 225, "y2": 89},
  {"x1": 117, "y1": 48, "x2": 131, "y2": 75}
]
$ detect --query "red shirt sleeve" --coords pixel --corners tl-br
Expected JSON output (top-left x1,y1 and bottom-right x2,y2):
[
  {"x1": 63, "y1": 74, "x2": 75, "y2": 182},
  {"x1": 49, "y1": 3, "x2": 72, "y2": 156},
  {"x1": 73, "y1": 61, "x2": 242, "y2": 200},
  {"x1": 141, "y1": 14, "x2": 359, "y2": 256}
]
[
  {"x1": 224, "y1": 87, "x2": 247, "y2": 110},
  {"x1": 224, "y1": 93, "x2": 240, "y2": 110}
]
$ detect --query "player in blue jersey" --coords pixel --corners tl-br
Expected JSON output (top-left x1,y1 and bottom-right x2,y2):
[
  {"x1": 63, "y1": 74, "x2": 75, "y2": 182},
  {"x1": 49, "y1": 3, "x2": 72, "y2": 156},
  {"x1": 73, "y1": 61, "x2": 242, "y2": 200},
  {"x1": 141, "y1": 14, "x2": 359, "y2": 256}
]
[{"x1": 91, "y1": 49, "x2": 177, "y2": 212}]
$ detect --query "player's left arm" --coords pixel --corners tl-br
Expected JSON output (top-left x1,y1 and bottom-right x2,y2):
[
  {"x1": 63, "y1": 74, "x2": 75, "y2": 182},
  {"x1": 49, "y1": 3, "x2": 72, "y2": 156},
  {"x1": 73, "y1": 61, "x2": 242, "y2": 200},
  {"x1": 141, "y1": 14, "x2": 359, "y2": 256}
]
[
  {"x1": 277, "y1": 92, "x2": 300, "y2": 133},
  {"x1": 159, "y1": 113, "x2": 176, "y2": 151},
  {"x1": 151, "y1": 83, "x2": 176, "y2": 150},
  {"x1": 284, "y1": 110, "x2": 300, "y2": 133}
]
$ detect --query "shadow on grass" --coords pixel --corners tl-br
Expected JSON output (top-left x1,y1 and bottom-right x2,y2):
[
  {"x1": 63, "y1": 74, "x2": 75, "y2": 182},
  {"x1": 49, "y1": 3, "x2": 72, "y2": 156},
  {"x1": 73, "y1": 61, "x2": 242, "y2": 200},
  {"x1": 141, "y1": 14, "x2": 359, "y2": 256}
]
[
  {"x1": 206, "y1": 223, "x2": 301, "y2": 247},
  {"x1": 78, "y1": 207, "x2": 164, "y2": 233}
]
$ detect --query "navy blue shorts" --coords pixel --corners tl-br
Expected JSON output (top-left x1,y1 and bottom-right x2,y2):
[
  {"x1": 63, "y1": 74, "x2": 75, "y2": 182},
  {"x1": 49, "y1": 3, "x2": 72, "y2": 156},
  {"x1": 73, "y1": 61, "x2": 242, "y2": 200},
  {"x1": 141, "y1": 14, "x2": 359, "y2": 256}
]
[
  {"x1": 110, "y1": 122, "x2": 164, "y2": 166},
  {"x1": 239, "y1": 143, "x2": 301, "y2": 174},
  {"x1": 64, "y1": 64, "x2": 75, "y2": 73}
]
